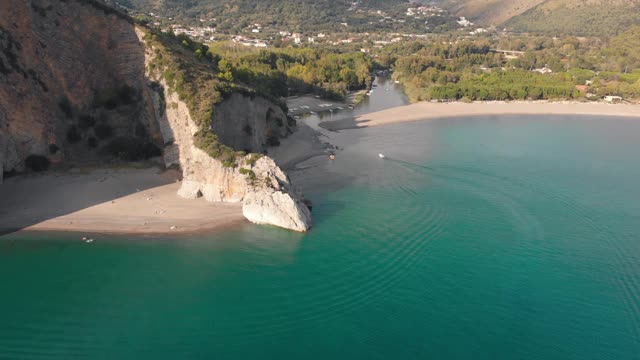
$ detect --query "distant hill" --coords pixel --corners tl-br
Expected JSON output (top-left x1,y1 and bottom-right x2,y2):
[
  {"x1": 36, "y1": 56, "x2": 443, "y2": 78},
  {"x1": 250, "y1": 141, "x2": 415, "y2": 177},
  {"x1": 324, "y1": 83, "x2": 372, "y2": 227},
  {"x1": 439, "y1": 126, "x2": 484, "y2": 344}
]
[
  {"x1": 439, "y1": 0, "x2": 640, "y2": 36},
  {"x1": 113, "y1": 0, "x2": 415, "y2": 30},
  {"x1": 502, "y1": 0, "x2": 640, "y2": 36},
  {"x1": 440, "y1": 0, "x2": 545, "y2": 25}
]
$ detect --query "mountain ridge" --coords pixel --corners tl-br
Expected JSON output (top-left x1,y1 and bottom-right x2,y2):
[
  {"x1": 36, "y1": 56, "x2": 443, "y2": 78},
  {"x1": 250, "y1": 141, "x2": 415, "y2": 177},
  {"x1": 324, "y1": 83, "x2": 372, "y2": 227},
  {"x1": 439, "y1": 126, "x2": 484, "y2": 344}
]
[{"x1": 439, "y1": 0, "x2": 640, "y2": 36}]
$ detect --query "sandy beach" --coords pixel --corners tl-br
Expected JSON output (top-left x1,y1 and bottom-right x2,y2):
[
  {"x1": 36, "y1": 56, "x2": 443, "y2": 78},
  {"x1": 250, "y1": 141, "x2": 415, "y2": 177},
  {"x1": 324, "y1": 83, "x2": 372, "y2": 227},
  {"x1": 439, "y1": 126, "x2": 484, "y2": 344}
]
[
  {"x1": 339, "y1": 101, "x2": 640, "y2": 129},
  {"x1": 0, "y1": 167, "x2": 245, "y2": 236},
  {"x1": 2, "y1": 101, "x2": 637, "y2": 237}
]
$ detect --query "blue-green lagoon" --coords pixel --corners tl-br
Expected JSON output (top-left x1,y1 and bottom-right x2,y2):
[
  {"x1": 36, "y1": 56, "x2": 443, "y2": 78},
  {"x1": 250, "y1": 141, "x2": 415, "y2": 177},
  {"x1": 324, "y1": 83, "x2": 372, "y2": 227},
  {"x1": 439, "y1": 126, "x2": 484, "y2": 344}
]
[{"x1": 2, "y1": 115, "x2": 640, "y2": 359}]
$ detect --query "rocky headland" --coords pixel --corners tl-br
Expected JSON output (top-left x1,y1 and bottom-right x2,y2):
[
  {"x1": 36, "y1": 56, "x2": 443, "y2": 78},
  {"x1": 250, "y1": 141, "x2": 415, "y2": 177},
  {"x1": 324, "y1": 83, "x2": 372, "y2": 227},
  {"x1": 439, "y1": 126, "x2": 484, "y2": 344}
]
[{"x1": 0, "y1": 0, "x2": 311, "y2": 232}]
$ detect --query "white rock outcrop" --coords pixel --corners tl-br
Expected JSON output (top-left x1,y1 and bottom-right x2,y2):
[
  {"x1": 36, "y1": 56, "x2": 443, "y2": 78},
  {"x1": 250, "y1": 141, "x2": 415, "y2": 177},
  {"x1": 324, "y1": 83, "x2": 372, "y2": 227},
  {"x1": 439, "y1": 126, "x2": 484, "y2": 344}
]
[
  {"x1": 242, "y1": 157, "x2": 312, "y2": 232},
  {"x1": 243, "y1": 189, "x2": 312, "y2": 232}
]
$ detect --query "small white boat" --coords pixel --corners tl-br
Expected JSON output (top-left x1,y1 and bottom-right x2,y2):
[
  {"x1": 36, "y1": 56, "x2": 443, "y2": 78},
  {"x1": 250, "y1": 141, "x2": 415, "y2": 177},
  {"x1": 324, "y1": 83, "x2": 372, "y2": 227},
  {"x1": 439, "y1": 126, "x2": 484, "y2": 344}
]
[{"x1": 378, "y1": 153, "x2": 385, "y2": 159}]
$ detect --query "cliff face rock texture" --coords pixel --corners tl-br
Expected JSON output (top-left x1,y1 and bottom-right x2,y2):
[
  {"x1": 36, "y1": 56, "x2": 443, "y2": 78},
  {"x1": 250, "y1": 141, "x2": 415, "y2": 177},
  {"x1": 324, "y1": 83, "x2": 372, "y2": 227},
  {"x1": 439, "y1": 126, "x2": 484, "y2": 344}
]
[
  {"x1": 0, "y1": 0, "x2": 163, "y2": 169},
  {"x1": 0, "y1": 0, "x2": 311, "y2": 231},
  {"x1": 211, "y1": 93, "x2": 291, "y2": 153}
]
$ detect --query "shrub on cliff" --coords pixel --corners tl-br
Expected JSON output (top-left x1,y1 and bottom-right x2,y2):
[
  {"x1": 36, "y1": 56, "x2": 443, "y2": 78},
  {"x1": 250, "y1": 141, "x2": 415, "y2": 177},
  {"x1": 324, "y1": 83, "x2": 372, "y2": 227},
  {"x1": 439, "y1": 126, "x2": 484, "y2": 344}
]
[
  {"x1": 66, "y1": 126, "x2": 81, "y2": 143},
  {"x1": 135, "y1": 123, "x2": 147, "y2": 137},
  {"x1": 101, "y1": 137, "x2": 161, "y2": 161},
  {"x1": 25, "y1": 155, "x2": 50, "y2": 172},
  {"x1": 239, "y1": 167, "x2": 256, "y2": 180},
  {"x1": 58, "y1": 98, "x2": 73, "y2": 118},
  {"x1": 95, "y1": 85, "x2": 139, "y2": 110},
  {"x1": 95, "y1": 124, "x2": 113, "y2": 140},
  {"x1": 246, "y1": 153, "x2": 262, "y2": 166},
  {"x1": 78, "y1": 114, "x2": 96, "y2": 130},
  {"x1": 193, "y1": 130, "x2": 240, "y2": 166}
]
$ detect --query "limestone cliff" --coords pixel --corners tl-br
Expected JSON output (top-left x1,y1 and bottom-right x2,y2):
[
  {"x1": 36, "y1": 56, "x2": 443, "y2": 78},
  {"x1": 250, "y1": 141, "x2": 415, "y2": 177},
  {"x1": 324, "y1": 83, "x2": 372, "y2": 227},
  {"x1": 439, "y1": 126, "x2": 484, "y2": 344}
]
[
  {"x1": 0, "y1": 0, "x2": 163, "y2": 171},
  {"x1": 149, "y1": 74, "x2": 311, "y2": 232},
  {"x1": 0, "y1": 0, "x2": 311, "y2": 231}
]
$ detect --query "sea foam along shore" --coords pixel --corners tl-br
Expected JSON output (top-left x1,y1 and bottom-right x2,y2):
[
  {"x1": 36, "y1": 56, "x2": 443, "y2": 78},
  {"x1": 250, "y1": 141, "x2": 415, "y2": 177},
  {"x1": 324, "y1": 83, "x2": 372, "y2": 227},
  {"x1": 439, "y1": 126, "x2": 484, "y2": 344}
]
[
  {"x1": 0, "y1": 167, "x2": 245, "y2": 236},
  {"x1": 350, "y1": 101, "x2": 640, "y2": 128}
]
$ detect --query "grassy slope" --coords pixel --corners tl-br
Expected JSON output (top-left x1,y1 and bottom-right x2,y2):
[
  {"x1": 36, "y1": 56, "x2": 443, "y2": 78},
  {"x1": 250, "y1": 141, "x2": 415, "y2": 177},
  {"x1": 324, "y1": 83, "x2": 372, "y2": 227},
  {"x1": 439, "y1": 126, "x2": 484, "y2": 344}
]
[
  {"x1": 440, "y1": 0, "x2": 640, "y2": 36},
  {"x1": 441, "y1": 0, "x2": 545, "y2": 25},
  {"x1": 503, "y1": 0, "x2": 640, "y2": 36}
]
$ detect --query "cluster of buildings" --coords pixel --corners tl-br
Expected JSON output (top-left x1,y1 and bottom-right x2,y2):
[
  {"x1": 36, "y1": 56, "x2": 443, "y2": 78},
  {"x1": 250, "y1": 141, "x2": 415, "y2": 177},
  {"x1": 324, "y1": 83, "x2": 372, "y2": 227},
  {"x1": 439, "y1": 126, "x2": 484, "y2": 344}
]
[
  {"x1": 232, "y1": 35, "x2": 268, "y2": 48},
  {"x1": 348, "y1": 1, "x2": 361, "y2": 12},
  {"x1": 406, "y1": 5, "x2": 446, "y2": 17},
  {"x1": 171, "y1": 25, "x2": 216, "y2": 41}
]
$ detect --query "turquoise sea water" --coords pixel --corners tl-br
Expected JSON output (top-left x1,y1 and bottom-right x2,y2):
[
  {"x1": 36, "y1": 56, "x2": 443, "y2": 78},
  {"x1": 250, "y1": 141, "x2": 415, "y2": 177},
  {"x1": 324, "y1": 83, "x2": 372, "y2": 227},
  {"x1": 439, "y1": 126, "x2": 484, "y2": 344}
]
[{"x1": 2, "y1": 115, "x2": 640, "y2": 359}]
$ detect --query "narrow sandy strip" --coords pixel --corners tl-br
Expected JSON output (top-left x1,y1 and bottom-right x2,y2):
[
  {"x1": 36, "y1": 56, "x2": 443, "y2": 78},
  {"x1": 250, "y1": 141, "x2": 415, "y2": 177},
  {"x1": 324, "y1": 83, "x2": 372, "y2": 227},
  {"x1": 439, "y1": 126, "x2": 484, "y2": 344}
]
[
  {"x1": 0, "y1": 167, "x2": 245, "y2": 236},
  {"x1": 354, "y1": 101, "x2": 640, "y2": 127}
]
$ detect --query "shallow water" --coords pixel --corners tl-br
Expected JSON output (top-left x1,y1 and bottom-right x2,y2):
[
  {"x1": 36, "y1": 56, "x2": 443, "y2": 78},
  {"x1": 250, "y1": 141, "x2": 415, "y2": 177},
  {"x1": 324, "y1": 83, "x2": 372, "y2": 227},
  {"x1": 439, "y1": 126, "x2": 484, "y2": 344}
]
[
  {"x1": 2, "y1": 115, "x2": 640, "y2": 359},
  {"x1": 312, "y1": 74, "x2": 409, "y2": 126}
]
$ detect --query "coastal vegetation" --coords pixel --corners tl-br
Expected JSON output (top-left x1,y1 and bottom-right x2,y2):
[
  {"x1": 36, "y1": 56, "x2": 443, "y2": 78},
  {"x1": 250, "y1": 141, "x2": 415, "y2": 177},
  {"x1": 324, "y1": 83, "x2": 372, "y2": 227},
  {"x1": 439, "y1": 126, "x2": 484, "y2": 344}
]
[
  {"x1": 207, "y1": 42, "x2": 374, "y2": 100},
  {"x1": 386, "y1": 27, "x2": 640, "y2": 102},
  {"x1": 143, "y1": 30, "x2": 249, "y2": 165}
]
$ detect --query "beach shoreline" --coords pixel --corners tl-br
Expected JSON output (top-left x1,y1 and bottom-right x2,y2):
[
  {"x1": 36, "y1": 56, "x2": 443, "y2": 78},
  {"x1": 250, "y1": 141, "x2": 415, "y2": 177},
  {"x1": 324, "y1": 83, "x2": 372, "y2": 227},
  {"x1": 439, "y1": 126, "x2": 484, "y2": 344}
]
[
  {"x1": 0, "y1": 167, "x2": 246, "y2": 237},
  {"x1": 3, "y1": 101, "x2": 637, "y2": 238},
  {"x1": 322, "y1": 101, "x2": 639, "y2": 130}
]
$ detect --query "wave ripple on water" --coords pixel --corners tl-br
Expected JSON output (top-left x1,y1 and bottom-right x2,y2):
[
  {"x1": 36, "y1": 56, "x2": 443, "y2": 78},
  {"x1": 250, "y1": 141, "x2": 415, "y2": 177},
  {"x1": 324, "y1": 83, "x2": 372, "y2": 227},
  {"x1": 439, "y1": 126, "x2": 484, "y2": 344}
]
[{"x1": 2, "y1": 115, "x2": 640, "y2": 359}]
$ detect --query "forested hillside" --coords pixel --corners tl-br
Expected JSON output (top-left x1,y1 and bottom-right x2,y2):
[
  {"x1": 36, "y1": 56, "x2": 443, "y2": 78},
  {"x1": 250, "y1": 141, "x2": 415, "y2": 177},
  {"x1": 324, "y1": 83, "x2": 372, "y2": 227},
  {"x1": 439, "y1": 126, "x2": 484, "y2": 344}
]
[
  {"x1": 385, "y1": 26, "x2": 640, "y2": 102},
  {"x1": 207, "y1": 42, "x2": 373, "y2": 100},
  {"x1": 110, "y1": 0, "x2": 434, "y2": 32}
]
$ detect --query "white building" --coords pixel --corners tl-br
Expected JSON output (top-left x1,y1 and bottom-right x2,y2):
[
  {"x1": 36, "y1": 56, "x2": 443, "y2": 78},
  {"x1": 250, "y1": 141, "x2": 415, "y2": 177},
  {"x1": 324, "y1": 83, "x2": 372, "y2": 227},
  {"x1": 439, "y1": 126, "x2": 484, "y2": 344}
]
[
  {"x1": 604, "y1": 95, "x2": 623, "y2": 103},
  {"x1": 533, "y1": 67, "x2": 553, "y2": 74},
  {"x1": 457, "y1": 17, "x2": 473, "y2": 27}
]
